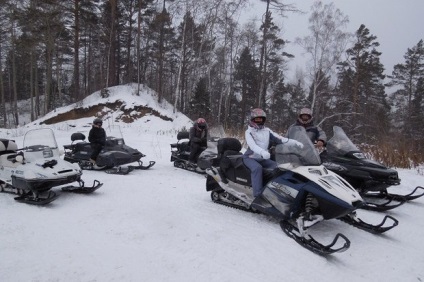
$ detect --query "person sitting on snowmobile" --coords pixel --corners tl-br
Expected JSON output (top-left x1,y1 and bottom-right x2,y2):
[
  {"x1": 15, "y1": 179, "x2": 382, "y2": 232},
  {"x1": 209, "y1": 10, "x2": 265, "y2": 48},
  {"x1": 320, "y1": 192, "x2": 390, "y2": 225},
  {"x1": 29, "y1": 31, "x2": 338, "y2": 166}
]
[
  {"x1": 244, "y1": 108, "x2": 303, "y2": 198},
  {"x1": 289, "y1": 107, "x2": 327, "y2": 149},
  {"x1": 88, "y1": 118, "x2": 106, "y2": 165},
  {"x1": 188, "y1": 118, "x2": 208, "y2": 165}
]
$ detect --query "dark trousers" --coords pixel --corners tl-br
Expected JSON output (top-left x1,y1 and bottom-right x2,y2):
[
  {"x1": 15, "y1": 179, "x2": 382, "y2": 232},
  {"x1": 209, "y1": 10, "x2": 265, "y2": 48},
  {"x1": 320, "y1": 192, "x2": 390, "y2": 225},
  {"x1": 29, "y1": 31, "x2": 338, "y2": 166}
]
[
  {"x1": 90, "y1": 143, "x2": 103, "y2": 161},
  {"x1": 243, "y1": 157, "x2": 277, "y2": 197},
  {"x1": 189, "y1": 142, "x2": 205, "y2": 162}
]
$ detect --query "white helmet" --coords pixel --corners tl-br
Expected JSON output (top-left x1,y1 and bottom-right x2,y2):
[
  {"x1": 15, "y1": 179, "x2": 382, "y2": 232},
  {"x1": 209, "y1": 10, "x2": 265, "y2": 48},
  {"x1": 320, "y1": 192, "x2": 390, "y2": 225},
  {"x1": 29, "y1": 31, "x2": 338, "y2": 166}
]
[
  {"x1": 249, "y1": 108, "x2": 266, "y2": 129},
  {"x1": 298, "y1": 108, "x2": 313, "y2": 125}
]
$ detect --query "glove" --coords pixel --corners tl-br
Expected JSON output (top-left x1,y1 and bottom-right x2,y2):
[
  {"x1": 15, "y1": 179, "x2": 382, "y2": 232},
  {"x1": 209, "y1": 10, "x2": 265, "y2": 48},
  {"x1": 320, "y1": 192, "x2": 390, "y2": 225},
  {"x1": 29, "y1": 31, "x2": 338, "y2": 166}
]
[
  {"x1": 286, "y1": 139, "x2": 304, "y2": 149},
  {"x1": 260, "y1": 150, "x2": 271, "y2": 159},
  {"x1": 316, "y1": 140, "x2": 325, "y2": 148}
]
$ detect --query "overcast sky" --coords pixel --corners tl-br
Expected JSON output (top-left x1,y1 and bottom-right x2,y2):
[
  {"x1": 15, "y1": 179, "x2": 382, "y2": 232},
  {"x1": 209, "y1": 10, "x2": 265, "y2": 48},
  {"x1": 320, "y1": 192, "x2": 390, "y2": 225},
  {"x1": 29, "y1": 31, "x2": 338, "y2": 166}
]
[{"x1": 244, "y1": 0, "x2": 424, "y2": 84}]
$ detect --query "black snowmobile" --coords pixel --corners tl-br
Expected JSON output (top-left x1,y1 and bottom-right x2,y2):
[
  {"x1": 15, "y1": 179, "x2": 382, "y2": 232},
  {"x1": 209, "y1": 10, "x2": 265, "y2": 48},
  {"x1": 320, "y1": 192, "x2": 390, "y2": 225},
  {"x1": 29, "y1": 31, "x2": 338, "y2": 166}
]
[
  {"x1": 205, "y1": 126, "x2": 398, "y2": 255},
  {"x1": 170, "y1": 131, "x2": 219, "y2": 173},
  {"x1": 320, "y1": 126, "x2": 423, "y2": 211},
  {"x1": 0, "y1": 128, "x2": 102, "y2": 205},
  {"x1": 64, "y1": 125, "x2": 155, "y2": 175}
]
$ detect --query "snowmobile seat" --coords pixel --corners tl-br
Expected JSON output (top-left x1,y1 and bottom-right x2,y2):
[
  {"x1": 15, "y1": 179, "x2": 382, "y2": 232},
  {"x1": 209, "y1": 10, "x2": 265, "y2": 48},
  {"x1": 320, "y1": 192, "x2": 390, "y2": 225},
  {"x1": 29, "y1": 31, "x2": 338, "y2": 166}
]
[
  {"x1": 177, "y1": 142, "x2": 190, "y2": 153},
  {"x1": 0, "y1": 139, "x2": 18, "y2": 155},
  {"x1": 75, "y1": 142, "x2": 90, "y2": 151},
  {"x1": 71, "y1": 132, "x2": 86, "y2": 142}
]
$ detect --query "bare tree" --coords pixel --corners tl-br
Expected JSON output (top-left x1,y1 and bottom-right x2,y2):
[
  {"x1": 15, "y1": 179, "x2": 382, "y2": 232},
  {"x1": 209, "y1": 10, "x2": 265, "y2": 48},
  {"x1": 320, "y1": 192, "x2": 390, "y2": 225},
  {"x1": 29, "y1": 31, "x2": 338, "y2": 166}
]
[{"x1": 295, "y1": 1, "x2": 351, "y2": 114}]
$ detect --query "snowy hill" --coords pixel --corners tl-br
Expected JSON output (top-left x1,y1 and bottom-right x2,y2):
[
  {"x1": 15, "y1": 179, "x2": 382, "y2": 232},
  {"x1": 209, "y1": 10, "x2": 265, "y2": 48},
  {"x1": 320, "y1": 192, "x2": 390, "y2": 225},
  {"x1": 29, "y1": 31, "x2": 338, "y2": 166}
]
[{"x1": 1, "y1": 84, "x2": 424, "y2": 281}]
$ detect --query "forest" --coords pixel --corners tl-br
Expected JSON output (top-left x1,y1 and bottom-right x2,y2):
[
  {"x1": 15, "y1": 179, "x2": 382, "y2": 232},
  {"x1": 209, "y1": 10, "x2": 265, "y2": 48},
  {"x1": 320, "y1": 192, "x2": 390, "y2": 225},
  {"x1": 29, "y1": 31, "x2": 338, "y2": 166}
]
[{"x1": 0, "y1": 0, "x2": 423, "y2": 167}]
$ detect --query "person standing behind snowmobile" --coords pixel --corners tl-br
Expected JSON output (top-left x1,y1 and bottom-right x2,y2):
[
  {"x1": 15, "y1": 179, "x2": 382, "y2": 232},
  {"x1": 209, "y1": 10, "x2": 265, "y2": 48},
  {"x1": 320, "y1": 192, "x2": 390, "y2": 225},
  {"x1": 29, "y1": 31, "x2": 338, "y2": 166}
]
[
  {"x1": 88, "y1": 118, "x2": 106, "y2": 165},
  {"x1": 188, "y1": 118, "x2": 208, "y2": 165},
  {"x1": 289, "y1": 107, "x2": 327, "y2": 149},
  {"x1": 244, "y1": 108, "x2": 303, "y2": 199}
]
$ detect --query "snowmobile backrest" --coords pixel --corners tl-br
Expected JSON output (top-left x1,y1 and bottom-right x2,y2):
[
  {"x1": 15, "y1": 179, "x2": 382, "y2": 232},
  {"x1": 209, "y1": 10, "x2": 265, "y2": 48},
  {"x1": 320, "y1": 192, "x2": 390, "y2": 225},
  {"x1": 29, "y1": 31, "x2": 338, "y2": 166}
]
[
  {"x1": 217, "y1": 138, "x2": 242, "y2": 156},
  {"x1": 71, "y1": 132, "x2": 86, "y2": 142},
  {"x1": 177, "y1": 131, "x2": 190, "y2": 140},
  {"x1": 0, "y1": 139, "x2": 18, "y2": 155}
]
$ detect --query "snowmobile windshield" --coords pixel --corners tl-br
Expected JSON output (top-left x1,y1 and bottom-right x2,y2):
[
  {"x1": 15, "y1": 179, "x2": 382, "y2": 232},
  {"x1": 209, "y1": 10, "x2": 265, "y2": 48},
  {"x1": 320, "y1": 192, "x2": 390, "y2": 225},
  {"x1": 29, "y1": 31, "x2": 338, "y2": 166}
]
[
  {"x1": 23, "y1": 128, "x2": 58, "y2": 149},
  {"x1": 326, "y1": 126, "x2": 360, "y2": 156},
  {"x1": 275, "y1": 126, "x2": 321, "y2": 167},
  {"x1": 104, "y1": 125, "x2": 123, "y2": 139}
]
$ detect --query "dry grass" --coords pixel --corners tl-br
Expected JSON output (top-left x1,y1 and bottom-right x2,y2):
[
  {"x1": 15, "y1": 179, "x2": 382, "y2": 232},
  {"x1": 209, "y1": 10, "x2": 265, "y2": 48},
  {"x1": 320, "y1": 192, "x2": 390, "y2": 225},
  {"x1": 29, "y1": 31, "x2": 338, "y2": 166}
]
[{"x1": 359, "y1": 139, "x2": 424, "y2": 169}]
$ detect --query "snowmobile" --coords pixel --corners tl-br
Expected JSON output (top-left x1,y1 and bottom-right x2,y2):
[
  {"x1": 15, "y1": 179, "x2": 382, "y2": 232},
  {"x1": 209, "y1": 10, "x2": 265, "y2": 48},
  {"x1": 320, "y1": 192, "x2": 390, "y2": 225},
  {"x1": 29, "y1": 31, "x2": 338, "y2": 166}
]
[
  {"x1": 320, "y1": 126, "x2": 423, "y2": 211},
  {"x1": 170, "y1": 131, "x2": 219, "y2": 173},
  {"x1": 0, "y1": 128, "x2": 102, "y2": 205},
  {"x1": 205, "y1": 126, "x2": 398, "y2": 255},
  {"x1": 64, "y1": 125, "x2": 155, "y2": 175}
]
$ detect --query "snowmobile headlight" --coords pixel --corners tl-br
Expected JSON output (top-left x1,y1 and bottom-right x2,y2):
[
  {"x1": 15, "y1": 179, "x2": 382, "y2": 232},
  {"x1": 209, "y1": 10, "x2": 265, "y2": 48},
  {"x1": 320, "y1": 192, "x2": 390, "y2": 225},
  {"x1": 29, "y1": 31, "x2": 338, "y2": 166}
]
[
  {"x1": 43, "y1": 148, "x2": 54, "y2": 158},
  {"x1": 353, "y1": 152, "x2": 366, "y2": 159}
]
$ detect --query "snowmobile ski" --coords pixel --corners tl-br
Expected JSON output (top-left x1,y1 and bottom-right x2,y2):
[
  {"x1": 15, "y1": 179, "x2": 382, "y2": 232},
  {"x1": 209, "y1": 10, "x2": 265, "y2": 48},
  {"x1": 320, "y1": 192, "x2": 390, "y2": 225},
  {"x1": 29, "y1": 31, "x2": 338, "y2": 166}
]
[
  {"x1": 14, "y1": 190, "x2": 59, "y2": 205},
  {"x1": 280, "y1": 220, "x2": 350, "y2": 255},
  {"x1": 339, "y1": 212, "x2": 398, "y2": 234},
  {"x1": 360, "y1": 193, "x2": 406, "y2": 211},
  {"x1": 368, "y1": 186, "x2": 424, "y2": 202},
  {"x1": 131, "y1": 160, "x2": 156, "y2": 170},
  {"x1": 61, "y1": 180, "x2": 103, "y2": 194}
]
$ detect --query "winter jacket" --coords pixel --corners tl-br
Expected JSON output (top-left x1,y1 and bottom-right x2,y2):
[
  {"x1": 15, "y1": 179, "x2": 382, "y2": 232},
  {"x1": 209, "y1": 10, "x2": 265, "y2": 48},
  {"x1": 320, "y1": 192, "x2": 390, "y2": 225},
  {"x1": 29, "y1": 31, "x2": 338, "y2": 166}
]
[
  {"x1": 189, "y1": 124, "x2": 208, "y2": 147},
  {"x1": 88, "y1": 126, "x2": 106, "y2": 146},
  {"x1": 290, "y1": 120, "x2": 327, "y2": 145},
  {"x1": 244, "y1": 126, "x2": 300, "y2": 159}
]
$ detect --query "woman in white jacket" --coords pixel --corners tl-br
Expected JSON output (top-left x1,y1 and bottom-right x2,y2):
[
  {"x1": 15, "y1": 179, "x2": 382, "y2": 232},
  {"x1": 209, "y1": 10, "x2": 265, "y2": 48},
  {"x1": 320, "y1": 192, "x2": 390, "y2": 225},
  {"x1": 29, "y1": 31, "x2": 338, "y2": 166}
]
[{"x1": 243, "y1": 108, "x2": 303, "y2": 198}]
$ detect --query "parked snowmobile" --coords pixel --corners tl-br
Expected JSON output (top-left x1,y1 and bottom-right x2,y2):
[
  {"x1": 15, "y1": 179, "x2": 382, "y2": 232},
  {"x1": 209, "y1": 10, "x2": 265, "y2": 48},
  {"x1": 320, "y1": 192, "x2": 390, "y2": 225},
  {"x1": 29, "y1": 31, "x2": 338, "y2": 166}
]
[
  {"x1": 205, "y1": 126, "x2": 398, "y2": 255},
  {"x1": 170, "y1": 131, "x2": 219, "y2": 173},
  {"x1": 0, "y1": 128, "x2": 102, "y2": 205},
  {"x1": 320, "y1": 126, "x2": 423, "y2": 211},
  {"x1": 64, "y1": 125, "x2": 155, "y2": 175}
]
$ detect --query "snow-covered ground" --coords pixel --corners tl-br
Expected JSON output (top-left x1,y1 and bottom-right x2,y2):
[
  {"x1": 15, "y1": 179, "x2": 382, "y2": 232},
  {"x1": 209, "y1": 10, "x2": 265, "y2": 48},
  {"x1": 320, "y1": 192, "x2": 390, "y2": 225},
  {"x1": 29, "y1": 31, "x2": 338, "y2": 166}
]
[{"x1": 1, "y1": 85, "x2": 424, "y2": 281}]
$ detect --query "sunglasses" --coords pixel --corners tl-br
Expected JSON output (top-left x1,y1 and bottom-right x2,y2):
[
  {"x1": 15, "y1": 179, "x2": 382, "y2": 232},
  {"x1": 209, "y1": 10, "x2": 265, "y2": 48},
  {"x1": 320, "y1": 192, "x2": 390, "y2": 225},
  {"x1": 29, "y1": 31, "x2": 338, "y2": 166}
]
[{"x1": 94, "y1": 122, "x2": 103, "y2": 126}]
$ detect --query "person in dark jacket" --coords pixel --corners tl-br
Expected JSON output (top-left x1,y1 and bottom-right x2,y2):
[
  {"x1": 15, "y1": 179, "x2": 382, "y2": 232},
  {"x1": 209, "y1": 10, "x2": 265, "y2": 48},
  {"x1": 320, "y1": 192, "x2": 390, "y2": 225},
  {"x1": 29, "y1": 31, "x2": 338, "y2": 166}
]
[
  {"x1": 88, "y1": 118, "x2": 106, "y2": 164},
  {"x1": 289, "y1": 107, "x2": 327, "y2": 149},
  {"x1": 188, "y1": 118, "x2": 208, "y2": 164}
]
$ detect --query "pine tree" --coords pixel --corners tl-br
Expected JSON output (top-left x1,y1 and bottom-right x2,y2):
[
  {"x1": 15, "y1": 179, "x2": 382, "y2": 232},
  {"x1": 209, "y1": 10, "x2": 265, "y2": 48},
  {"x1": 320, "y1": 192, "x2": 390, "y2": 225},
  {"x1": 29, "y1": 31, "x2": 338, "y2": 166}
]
[
  {"x1": 387, "y1": 39, "x2": 424, "y2": 138},
  {"x1": 339, "y1": 24, "x2": 390, "y2": 142},
  {"x1": 233, "y1": 47, "x2": 259, "y2": 129},
  {"x1": 189, "y1": 77, "x2": 211, "y2": 120}
]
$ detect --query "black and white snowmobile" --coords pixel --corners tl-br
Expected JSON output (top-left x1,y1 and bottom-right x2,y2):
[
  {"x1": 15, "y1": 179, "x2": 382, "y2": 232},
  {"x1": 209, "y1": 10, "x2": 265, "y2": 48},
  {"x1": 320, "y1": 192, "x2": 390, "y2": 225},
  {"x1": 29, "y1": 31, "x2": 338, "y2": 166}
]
[
  {"x1": 205, "y1": 126, "x2": 398, "y2": 255},
  {"x1": 170, "y1": 131, "x2": 219, "y2": 173},
  {"x1": 320, "y1": 126, "x2": 423, "y2": 211},
  {"x1": 64, "y1": 125, "x2": 155, "y2": 175},
  {"x1": 0, "y1": 128, "x2": 102, "y2": 205}
]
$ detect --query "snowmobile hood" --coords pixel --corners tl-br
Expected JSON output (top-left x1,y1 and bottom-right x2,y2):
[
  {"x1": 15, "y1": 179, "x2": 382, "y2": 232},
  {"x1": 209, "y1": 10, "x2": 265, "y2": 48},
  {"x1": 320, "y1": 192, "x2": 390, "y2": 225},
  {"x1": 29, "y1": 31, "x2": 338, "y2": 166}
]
[
  {"x1": 290, "y1": 165, "x2": 363, "y2": 207},
  {"x1": 327, "y1": 151, "x2": 389, "y2": 169}
]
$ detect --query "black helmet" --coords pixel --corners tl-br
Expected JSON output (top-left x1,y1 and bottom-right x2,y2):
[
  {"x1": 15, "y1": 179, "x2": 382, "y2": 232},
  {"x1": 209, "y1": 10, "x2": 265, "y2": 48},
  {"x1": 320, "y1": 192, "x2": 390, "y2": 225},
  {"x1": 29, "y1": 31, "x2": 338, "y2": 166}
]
[{"x1": 93, "y1": 118, "x2": 103, "y2": 125}]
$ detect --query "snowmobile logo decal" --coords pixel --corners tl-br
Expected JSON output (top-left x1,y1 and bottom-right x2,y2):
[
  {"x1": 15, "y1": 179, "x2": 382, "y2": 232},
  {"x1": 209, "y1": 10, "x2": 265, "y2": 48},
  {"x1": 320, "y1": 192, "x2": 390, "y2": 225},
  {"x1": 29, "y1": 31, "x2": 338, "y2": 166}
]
[{"x1": 268, "y1": 181, "x2": 299, "y2": 198}]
